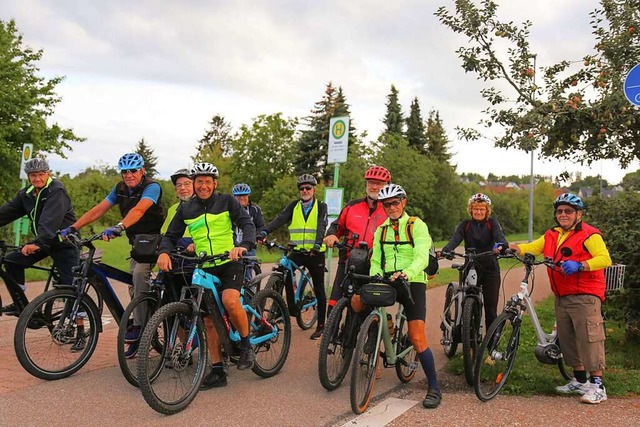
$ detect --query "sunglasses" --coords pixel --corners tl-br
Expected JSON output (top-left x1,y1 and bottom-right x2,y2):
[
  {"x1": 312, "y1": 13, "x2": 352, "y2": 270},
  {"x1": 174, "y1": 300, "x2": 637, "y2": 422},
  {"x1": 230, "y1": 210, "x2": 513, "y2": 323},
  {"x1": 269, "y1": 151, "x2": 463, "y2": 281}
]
[
  {"x1": 382, "y1": 200, "x2": 402, "y2": 209},
  {"x1": 121, "y1": 168, "x2": 141, "y2": 175},
  {"x1": 555, "y1": 208, "x2": 576, "y2": 215},
  {"x1": 299, "y1": 186, "x2": 314, "y2": 191}
]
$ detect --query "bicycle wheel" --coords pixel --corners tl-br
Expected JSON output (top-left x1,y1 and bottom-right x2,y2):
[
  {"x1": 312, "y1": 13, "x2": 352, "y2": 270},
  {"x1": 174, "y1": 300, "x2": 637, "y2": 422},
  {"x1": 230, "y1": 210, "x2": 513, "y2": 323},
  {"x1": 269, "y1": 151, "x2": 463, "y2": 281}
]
[
  {"x1": 250, "y1": 289, "x2": 291, "y2": 378},
  {"x1": 318, "y1": 298, "x2": 357, "y2": 390},
  {"x1": 441, "y1": 283, "x2": 459, "y2": 358},
  {"x1": 462, "y1": 297, "x2": 482, "y2": 386},
  {"x1": 395, "y1": 313, "x2": 418, "y2": 383},
  {"x1": 350, "y1": 312, "x2": 381, "y2": 414},
  {"x1": 117, "y1": 293, "x2": 163, "y2": 387},
  {"x1": 555, "y1": 337, "x2": 572, "y2": 380},
  {"x1": 473, "y1": 311, "x2": 520, "y2": 402},
  {"x1": 14, "y1": 289, "x2": 101, "y2": 380},
  {"x1": 295, "y1": 268, "x2": 317, "y2": 330},
  {"x1": 137, "y1": 302, "x2": 207, "y2": 415}
]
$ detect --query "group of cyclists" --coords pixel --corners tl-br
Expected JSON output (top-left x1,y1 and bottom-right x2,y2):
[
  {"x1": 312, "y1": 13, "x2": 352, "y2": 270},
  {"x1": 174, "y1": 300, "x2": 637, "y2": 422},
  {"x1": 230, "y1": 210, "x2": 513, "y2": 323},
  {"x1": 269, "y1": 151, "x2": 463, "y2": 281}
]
[{"x1": 0, "y1": 152, "x2": 612, "y2": 408}]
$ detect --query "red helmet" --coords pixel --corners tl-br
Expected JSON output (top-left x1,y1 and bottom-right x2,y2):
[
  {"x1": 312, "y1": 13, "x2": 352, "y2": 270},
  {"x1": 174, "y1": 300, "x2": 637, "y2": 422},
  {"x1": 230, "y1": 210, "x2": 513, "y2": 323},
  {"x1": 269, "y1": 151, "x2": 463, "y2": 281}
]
[{"x1": 364, "y1": 165, "x2": 391, "y2": 183}]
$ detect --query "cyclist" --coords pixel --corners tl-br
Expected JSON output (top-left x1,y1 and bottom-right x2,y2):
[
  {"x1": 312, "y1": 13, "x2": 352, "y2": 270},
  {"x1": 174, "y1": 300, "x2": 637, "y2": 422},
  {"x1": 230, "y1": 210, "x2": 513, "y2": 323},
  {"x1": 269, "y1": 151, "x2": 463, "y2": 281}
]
[
  {"x1": 0, "y1": 158, "x2": 79, "y2": 316},
  {"x1": 61, "y1": 153, "x2": 164, "y2": 354},
  {"x1": 323, "y1": 165, "x2": 390, "y2": 315},
  {"x1": 440, "y1": 193, "x2": 508, "y2": 330},
  {"x1": 162, "y1": 168, "x2": 195, "y2": 250},
  {"x1": 157, "y1": 162, "x2": 257, "y2": 389},
  {"x1": 259, "y1": 174, "x2": 328, "y2": 340},
  {"x1": 509, "y1": 193, "x2": 612, "y2": 404},
  {"x1": 351, "y1": 183, "x2": 442, "y2": 409},
  {"x1": 231, "y1": 183, "x2": 265, "y2": 280}
]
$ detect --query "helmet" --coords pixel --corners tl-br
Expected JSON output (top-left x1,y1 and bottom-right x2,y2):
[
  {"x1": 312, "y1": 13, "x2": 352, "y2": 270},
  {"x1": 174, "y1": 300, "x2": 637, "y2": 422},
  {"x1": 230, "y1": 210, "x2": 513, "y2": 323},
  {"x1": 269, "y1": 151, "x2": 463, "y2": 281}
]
[
  {"x1": 364, "y1": 165, "x2": 391, "y2": 183},
  {"x1": 232, "y1": 183, "x2": 251, "y2": 196},
  {"x1": 117, "y1": 153, "x2": 144, "y2": 172},
  {"x1": 190, "y1": 162, "x2": 219, "y2": 178},
  {"x1": 378, "y1": 183, "x2": 407, "y2": 201},
  {"x1": 554, "y1": 193, "x2": 584, "y2": 210},
  {"x1": 170, "y1": 168, "x2": 191, "y2": 185},
  {"x1": 297, "y1": 174, "x2": 317, "y2": 187},
  {"x1": 24, "y1": 158, "x2": 50, "y2": 174},
  {"x1": 468, "y1": 193, "x2": 492, "y2": 205}
]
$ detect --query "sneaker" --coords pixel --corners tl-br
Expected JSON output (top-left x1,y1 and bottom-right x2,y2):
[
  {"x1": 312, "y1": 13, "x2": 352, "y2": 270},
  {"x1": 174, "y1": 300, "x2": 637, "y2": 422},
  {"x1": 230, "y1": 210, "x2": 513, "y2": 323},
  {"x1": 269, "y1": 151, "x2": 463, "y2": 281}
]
[
  {"x1": 580, "y1": 383, "x2": 607, "y2": 404},
  {"x1": 124, "y1": 326, "x2": 141, "y2": 343},
  {"x1": 237, "y1": 345, "x2": 255, "y2": 370},
  {"x1": 71, "y1": 334, "x2": 86, "y2": 353},
  {"x1": 200, "y1": 370, "x2": 227, "y2": 389},
  {"x1": 310, "y1": 325, "x2": 324, "y2": 340},
  {"x1": 556, "y1": 378, "x2": 590, "y2": 395},
  {"x1": 1, "y1": 303, "x2": 19, "y2": 316},
  {"x1": 123, "y1": 341, "x2": 138, "y2": 359},
  {"x1": 422, "y1": 389, "x2": 442, "y2": 409}
]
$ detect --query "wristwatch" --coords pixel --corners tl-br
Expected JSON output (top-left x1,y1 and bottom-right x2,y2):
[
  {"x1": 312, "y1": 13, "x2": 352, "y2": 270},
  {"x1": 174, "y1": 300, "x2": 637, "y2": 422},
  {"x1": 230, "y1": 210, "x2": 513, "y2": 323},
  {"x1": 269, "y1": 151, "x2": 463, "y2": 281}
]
[{"x1": 578, "y1": 263, "x2": 585, "y2": 272}]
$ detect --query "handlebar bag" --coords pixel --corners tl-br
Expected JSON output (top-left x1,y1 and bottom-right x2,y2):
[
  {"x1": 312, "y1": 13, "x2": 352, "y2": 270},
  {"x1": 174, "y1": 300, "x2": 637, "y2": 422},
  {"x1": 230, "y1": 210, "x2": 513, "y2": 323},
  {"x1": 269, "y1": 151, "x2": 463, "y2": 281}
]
[
  {"x1": 130, "y1": 233, "x2": 161, "y2": 264},
  {"x1": 360, "y1": 283, "x2": 397, "y2": 307}
]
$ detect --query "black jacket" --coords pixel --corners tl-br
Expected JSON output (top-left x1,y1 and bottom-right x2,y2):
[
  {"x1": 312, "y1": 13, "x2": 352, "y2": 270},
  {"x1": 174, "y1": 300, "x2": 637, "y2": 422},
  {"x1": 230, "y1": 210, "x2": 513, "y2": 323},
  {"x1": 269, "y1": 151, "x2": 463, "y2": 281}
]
[{"x1": 442, "y1": 217, "x2": 508, "y2": 274}]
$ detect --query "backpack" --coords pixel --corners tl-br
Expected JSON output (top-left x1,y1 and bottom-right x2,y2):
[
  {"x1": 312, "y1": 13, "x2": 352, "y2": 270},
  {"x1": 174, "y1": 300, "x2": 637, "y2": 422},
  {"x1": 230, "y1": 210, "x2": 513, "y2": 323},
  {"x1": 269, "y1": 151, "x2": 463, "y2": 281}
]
[{"x1": 379, "y1": 216, "x2": 439, "y2": 277}]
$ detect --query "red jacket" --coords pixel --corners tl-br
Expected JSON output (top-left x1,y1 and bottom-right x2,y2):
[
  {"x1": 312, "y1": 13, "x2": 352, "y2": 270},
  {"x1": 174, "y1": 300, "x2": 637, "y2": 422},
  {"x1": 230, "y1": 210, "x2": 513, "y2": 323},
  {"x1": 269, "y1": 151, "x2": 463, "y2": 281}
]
[
  {"x1": 542, "y1": 221, "x2": 606, "y2": 301},
  {"x1": 326, "y1": 197, "x2": 387, "y2": 257}
]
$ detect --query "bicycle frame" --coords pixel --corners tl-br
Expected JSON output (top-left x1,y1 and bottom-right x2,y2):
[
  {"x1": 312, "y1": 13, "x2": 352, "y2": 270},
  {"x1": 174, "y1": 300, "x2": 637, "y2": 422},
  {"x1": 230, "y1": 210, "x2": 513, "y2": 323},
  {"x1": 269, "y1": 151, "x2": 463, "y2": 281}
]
[
  {"x1": 372, "y1": 304, "x2": 415, "y2": 367},
  {"x1": 275, "y1": 254, "x2": 316, "y2": 312}
]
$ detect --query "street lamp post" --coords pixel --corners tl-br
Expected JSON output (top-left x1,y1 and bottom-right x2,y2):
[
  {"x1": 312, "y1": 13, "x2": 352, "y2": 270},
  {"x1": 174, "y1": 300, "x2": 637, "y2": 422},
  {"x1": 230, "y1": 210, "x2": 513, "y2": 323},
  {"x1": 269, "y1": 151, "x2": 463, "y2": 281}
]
[{"x1": 528, "y1": 54, "x2": 537, "y2": 242}]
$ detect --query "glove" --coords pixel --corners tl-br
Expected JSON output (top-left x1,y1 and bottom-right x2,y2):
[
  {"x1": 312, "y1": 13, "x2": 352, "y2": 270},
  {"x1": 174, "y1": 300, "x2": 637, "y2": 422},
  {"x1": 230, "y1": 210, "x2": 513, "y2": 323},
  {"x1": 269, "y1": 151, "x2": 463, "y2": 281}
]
[
  {"x1": 102, "y1": 224, "x2": 124, "y2": 239},
  {"x1": 257, "y1": 230, "x2": 267, "y2": 243},
  {"x1": 492, "y1": 242, "x2": 505, "y2": 253},
  {"x1": 561, "y1": 260, "x2": 583, "y2": 275},
  {"x1": 441, "y1": 250, "x2": 453, "y2": 260},
  {"x1": 59, "y1": 226, "x2": 77, "y2": 239},
  {"x1": 310, "y1": 243, "x2": 321, "y2": 255}
]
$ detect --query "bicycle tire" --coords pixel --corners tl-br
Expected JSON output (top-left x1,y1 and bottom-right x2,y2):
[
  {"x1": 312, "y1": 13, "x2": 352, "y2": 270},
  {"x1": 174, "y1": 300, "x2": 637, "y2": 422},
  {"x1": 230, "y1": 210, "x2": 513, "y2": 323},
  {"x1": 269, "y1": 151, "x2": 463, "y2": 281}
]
[
  {"x1": 250, "y1": 289, "x2": 291, "y2": 378},
  {"x1": 462, "y1": 297, "x2": 482, "y2": 386},
  {"x1": 295, "y1": 268, "x2": 317, "y2": 330},
  {"x1": 318, "y1": 298, "x2": 356, "y2": 390},
  {"x1": 395, "y1": 312, "x2": 418, "y2": 383},
  {"x1": 14, "y1": 288, "x2": 101, "y2": 380},
  {"x1": 555, "y1": 338, "x2": 572, "y2": 380},
  {"x1": 137, "y1": 302, "x2": 207, "y2": 415},
  {"x1": 473, "y1": 310, "x2": 520, "y2": 402},
  {"x1": 117, "y1": 293, "x2": 163, "y2": 387},
  {"x1": 441, "y1": 283, "x2": 459, "y2": 358},
  {"x1": 350, "y1": 312, "x2": 381, "y2": 414}
]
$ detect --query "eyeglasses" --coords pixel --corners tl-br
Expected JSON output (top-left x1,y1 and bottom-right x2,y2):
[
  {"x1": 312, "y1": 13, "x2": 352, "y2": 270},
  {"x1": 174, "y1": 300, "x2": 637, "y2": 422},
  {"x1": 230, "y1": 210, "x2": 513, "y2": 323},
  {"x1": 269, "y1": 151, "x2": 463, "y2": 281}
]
[
  {"x1": 555, "y1": 208, "x2": 576, "y2": 215},
  {"x1": 382, "y1": 200, "x2": 402, "y2": 209},
  {"x1": 299, "y1": 186, "x2": 313, "y2": 191},
  {"x1": 121, "y1": 168, "x2": 141, "y2": 175},
  {"x1": 175, "y1": 183, "x2": 192, "y2": 189}
]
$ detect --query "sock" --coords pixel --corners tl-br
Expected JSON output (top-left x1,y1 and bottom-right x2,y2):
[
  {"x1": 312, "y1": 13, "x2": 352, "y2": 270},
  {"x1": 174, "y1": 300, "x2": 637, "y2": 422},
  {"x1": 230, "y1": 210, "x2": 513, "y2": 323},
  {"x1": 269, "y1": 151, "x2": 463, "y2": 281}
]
[
  {"x1": 418, "y1": 348, "x2": 440, "y2": 393},
  {"x1": 211, "y1": 362, "x2": 224, "y2": 374},
  {"x1": 240, "y1": 336, "x2": 251, "y2": 349},
  {"x1": 574, "y1": 370, "x2": 587, "y2": 383},
  {"x1": 590, "y1": 376, "x2": 604, "y2": 388}
]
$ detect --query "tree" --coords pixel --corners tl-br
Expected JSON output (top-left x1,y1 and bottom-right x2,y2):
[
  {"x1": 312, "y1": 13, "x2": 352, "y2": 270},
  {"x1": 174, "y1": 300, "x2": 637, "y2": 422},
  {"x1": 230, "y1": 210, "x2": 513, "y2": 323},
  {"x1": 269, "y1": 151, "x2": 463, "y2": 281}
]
[
  {"x1": 0, "y1": 19, "x2": 83, "y2": 202},
  {"x1": 382, "y1": 85, "x2": 404, "y2": 136},
  {"x1": 405, "y1": 98, "x2": 427, "y2": 152},
  {"x1": 134, "y1": 138, "x2": 158, "y2": 178},
  {"x1": 569, "y1": 175, "x2": 609, "y2": 193},
  {"x1": 435, "y1": 0, "x2": 640, "y2": 169},
  {"x1": 424, "y1": 110, "x2": 451, "y2": 162},
  {"x1": 192, "y1": 114, "x2": 234, "y2": 189},
  {"x1": 621, "y1": 170, "x2": 640, "y2": 191}
]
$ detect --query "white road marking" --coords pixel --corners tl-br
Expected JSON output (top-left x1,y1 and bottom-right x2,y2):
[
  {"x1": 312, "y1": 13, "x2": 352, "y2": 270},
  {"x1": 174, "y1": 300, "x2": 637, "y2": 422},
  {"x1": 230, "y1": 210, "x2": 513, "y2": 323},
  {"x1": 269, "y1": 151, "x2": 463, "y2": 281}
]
[{"x1": 342, "y1": 397, "x2": 419, "y2": 427}]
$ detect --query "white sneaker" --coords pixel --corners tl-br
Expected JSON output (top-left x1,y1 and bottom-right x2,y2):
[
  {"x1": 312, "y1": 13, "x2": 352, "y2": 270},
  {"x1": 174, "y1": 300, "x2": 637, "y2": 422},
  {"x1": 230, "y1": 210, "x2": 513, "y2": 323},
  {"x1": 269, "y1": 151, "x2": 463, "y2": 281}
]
[
  {"x1": 556, "y1": 378, "x2": 590, "y2": 395},
  {"x1": 580, "y1": 383, "x2": 607, "y2": 404}
]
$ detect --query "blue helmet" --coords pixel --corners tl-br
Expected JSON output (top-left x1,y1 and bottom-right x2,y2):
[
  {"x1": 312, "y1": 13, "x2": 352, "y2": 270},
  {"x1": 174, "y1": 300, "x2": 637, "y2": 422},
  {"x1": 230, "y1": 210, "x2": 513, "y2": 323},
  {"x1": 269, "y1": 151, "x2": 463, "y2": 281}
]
[
  {"x1": 117, "y1": 153, "x2": 144, "y2": 172},
  {"x1": 232, "y1": 183, "x2": 251, "y2": 196},
  {"x1": 554, "y1": 193, "x2": 584, "y2": 210}
]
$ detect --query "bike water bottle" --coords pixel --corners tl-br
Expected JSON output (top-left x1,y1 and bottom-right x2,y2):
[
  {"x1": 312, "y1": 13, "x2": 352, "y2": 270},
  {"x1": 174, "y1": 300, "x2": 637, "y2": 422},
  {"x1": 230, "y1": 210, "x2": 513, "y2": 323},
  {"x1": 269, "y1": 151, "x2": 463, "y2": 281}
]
[{"x1": 467, "y1": 265, "x2": 478, "y2": 287}]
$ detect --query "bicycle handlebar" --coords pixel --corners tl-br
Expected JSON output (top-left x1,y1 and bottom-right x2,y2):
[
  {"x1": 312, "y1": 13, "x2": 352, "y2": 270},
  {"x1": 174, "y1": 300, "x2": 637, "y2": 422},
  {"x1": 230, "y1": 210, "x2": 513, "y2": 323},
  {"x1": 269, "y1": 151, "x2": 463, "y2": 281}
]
[
  {"x1": 502, "y1": 249, "x2": 562, "y2": 271},
  {"x1": 261, "y1": 240, "x2": 315, "y2": 255}
]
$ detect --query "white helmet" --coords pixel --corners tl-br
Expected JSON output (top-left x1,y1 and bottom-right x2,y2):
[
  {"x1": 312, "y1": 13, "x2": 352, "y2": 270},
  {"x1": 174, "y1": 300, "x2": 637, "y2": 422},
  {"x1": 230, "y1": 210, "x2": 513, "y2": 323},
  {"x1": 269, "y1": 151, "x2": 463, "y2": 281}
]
[
  {"x1": 468, "y1": 193, "x2": 491, "y2": 205},
  {"x1": 190, "y1": 162, "x2": 219, "y2": 178},
  {"x1": 378, "y1": 183, "x2": 406, "y2": 201}
]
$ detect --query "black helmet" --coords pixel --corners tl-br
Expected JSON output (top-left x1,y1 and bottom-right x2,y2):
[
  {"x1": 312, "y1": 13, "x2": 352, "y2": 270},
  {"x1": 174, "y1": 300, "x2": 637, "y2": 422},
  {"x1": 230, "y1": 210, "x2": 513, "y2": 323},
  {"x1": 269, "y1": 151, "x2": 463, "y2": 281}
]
[
  {"x1": 170, "y1": 168, "x2": 192, "y2": 185},
  {"x1": 24, "y1": 158, "x2": 50, "y2": 174}
]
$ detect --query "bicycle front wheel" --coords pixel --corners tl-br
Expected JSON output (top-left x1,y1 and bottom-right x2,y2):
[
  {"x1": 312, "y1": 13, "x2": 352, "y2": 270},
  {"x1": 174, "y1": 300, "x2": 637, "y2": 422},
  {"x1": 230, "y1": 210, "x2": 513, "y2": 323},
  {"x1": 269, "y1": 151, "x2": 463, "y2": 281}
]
[
  {"x1": 441, "y1": 283, "x2": 459, "y2": 358},
  {"x1": 319, "y1": 298, "x2": 357, "y2": 391},
  {"x1": 350, "y1": 312, "x2": 381, "y2": 414},
  {"x1": 395, "y1": 312, "x2": 418, "y2": 383},
  {"x1": 137, "y1": 302, "x2": 207, "y2": 415},
  {"x1": 250, "y1": 289, "x2": 291, "y2": 378},
  {"x1": 473, "y1": 310, "x2": 520, "y2": 402},
  {"x1": 462, "y1": 297, "x2": 482, "y2": 386},
  {"x1": 295, "y1": 268, "x2": 317, "y2": 330},
  {"x1": 14, "y1": 289, "x2": 101, "y2": 380}
]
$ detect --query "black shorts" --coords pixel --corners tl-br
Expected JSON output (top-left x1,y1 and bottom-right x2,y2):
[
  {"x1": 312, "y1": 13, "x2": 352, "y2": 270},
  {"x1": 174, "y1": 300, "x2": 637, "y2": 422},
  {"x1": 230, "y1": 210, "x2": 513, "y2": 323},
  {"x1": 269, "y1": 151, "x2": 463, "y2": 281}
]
[
  {"x1": 203, "y1": 261, "x2": 244, "y2": 291},
  {"x1": 396, "y1": 282, "x2": 426, "y2": 322}
]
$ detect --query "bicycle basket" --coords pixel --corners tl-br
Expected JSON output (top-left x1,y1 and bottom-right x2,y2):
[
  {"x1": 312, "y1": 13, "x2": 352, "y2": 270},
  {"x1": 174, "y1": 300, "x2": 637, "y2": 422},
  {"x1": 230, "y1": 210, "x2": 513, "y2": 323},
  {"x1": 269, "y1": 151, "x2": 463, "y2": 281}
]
[
  {"x1": 604, "y1": 264, "x2": 626, "y2": 293},
  {"x1": 360, "y1": 283, "x2": 396, "y2": 307}
]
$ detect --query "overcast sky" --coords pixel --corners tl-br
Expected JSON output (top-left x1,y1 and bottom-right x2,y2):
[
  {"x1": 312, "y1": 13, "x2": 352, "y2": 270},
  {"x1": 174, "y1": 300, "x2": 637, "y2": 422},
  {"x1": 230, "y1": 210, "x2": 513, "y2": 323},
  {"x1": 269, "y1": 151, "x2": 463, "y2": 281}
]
[{"x1": 4, "y1": 0, "x2": 638, "y2": 185}]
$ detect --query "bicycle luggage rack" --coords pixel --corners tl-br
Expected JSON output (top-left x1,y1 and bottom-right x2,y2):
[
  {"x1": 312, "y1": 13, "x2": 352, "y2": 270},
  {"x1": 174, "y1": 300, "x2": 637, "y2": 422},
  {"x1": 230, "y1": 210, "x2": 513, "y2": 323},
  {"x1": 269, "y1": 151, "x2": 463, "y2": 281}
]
[{"x1": 604, "y1": 264, "x2": 625, "y2": 294}]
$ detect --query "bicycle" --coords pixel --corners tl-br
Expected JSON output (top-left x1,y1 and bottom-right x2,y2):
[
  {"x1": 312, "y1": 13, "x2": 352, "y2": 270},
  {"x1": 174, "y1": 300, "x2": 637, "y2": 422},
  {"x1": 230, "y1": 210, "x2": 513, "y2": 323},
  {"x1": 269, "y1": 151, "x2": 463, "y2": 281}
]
[
  {"x1": 473, "y1": 251, "x2": 571, "y2": 401},
  {"x1": 318, "y1": 238, "x2": 369, "y2": 391},
  {"x1": 349, "y1": 274, "x2": 419, "y2": 415},
  {"x1": 136, "y1": 252, "x2": 291, "y2": 415},
  {"x1": 13, "y1": 233, "x2": 133, "y2": 380},
  {"x1": 440, "y1": 249, "x2": 497, "y2": 385},
  {"x1": 261, "y1": 241, "x2": 318, "y2": 330}
]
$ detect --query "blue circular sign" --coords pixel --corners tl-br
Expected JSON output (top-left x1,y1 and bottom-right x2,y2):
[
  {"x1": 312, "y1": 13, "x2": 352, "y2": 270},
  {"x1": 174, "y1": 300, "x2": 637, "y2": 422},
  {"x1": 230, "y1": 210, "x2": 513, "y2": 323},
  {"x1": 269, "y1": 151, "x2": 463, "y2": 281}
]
[{"x1": 624, "y1": 63, "x2": 640, "y2": 106}]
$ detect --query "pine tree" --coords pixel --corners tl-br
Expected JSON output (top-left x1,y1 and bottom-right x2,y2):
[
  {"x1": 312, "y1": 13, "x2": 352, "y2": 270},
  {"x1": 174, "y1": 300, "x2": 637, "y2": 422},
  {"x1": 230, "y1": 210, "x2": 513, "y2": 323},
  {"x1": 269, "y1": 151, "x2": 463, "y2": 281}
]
[
  {"x1": 192, "y1": 114, "x2": 234, "y2": 190},
  {"x1": 405, "y1": 97, "x2": 427, "y2": 153},
  {"x1": 382, "y1": 85, "x2": 404, "y2": 136},
  {"x1": 134, "y1": 138, "x2": 158, "y2": 177},
  {"x1": 424, "y1": 110, "x2": 451, "y2": 162}
]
